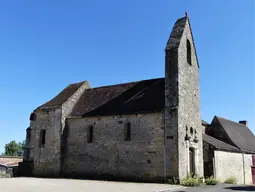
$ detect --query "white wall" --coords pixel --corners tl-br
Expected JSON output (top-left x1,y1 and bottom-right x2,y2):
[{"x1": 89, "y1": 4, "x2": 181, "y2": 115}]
[{"x1": 214, "y1": 150, "x2": 253, "y2": 184}]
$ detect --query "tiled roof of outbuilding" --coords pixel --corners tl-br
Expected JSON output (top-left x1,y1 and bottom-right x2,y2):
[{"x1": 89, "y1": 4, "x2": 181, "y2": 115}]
[
  {"x1": 202, "y1": 120, "x2": 209, "y2": 126},
  {"x1": 203, "y1": 134, "x2": 240, "y2": 153},
  {"x1": 216, "y1": 116, "x2": 255, "y2": 153},
  {"x1": 0, "y1": 157, "x2": 23, "y2": 167}
]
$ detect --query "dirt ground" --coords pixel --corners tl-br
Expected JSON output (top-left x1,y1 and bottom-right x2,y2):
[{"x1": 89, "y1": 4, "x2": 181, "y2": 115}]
[{"x1": 0, "y1": 177, "x2": 185, "y2": 192}]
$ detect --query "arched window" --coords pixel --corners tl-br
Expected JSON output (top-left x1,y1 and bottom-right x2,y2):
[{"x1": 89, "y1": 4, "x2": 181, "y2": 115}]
[
  {"x1": 40, "y1": 129, "x2": 46, "y2": 147},
  {"x1": 29, "y1": 113, "x2": 37, "y2": 121},
  {"x1": 187, "y1": 39, "x2": 192, "y2": 65},
  {"x1": 190, "y1": 127, "x2": 194, "y2": 135},
  {"x1": 26, "y1": 127, "x2": 31, "y2": 145}
]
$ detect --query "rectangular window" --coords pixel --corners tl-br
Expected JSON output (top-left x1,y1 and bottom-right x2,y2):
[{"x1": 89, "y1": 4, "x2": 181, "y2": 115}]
[
  {"x1": 124, "y1": 122, "x2": 131, "y2": 141},
  {"x1": 40, "y1": 129, "x2": 46, "y2": 147},
  {"x1": 26, "y1": 129, "x2": 31, "y2": 145},
  {"x1": 87, "y1": 125, "x2": 93, "y2": 143}
]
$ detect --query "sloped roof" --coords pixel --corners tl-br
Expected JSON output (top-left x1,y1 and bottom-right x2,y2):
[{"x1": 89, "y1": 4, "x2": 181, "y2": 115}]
[
  {"x1": 37, "y1": 81, "x2": 86, "y2": 109},
  {"x1": 202, "y1": 120, "x2": 209, "y2": 126},
  {"x1": 71, "y1": 78, "x2": 165, "y2": 117},
  {"x1": 165, "y1": 16, "x2": 187, "y2": 51},
  {"x1": 0, "y1": 157, "x2": 23, "y2": 167},
  {"x1": 216, "y1": 116, "x2": 255, "y2": 153},
  {"x1": 203, "y1": 134, "x2": 240, "y2": 153}
]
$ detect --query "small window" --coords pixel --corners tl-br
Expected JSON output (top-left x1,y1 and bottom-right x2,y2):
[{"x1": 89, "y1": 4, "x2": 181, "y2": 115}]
[
  {"x1": 26, "y1": 128, "x2": 31, "y2": 145},
  {"x1": 87, "y1": 125, "x2": 93, "y2": 143},
  {"x1": 187, "y1": 39, "x2": 192, "y2": 65},
  {"x1": 124, "y1": 122, "x2": 131, "y2": 141},
  {"x1": 190, "y1": 127, "x2": 193, "y2": 135},
  {"x1": 40, "y1": 129, "x2": 46, "y2": 147},
  {"x1": 30, "y1": 113, "x2": 37, "y2": 121}
]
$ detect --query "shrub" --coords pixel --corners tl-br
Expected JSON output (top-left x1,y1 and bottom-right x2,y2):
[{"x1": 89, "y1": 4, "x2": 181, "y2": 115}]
[
  {"x1": 205, "y1": 176, "x2": 218, "y2": 185},
  {"x1": 167, "y1": 177, "x2": 179, "y2": 185},
  {"x1": 224, "y1": 176, "x2": 237, "y2": 184},
  {"x1": 198, "y1": 176, "x2": 204, "y2": 183},
  {"x1": 181, "y1": 175, "x2": 202, "y2": 187}
]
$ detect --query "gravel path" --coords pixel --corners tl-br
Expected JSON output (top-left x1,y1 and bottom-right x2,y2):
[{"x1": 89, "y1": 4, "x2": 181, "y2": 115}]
[{"x1": 0, "y1": 178, "x2": 185, "y2": 192}]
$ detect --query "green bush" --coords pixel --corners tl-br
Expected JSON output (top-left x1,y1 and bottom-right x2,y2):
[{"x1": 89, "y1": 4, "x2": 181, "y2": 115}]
[
  {"x1": 205, "y1": 176, "x2": 218, "y2": 185},
  {"x1": 181, "y1": 175, "x2": 202, "y2": 187},
  {"x1": 167, "y1": 177, "x2": 179, "y2": 185},
  {"x1": 224, "y1": 176, "x2": 237, "y2": 184}
]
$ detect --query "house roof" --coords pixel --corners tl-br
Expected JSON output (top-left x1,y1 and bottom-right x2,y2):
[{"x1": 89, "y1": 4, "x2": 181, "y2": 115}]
[
  {"x1": 202, "y1": 120, "x2": 209, "y2": 126},
  {"x1": 0, "y1": 156, "x2": 23, "y2": 167},
  {"x1": 41, "y1": 77, "x2": 206, "y2": 126},
  {"x1": 36, "y1": 81, "x2": 86, "y2": 110},
  {"x1": 71, "y1": 78, "x2": 165, "y2": 117},
  {"x1": 203, "y1": 134, "x2": 240, "y2": 153},
  {"x1": 216, "y1": 116, "x2": 255, "y2": 153}
]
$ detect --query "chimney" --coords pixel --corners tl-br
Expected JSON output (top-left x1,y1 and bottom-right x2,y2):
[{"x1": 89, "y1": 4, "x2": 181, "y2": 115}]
[{"x1": 239, "y1": 120, "x2": 248, "y2": 126}]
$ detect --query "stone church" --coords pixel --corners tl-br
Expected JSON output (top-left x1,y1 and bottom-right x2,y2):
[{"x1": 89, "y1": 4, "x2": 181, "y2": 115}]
[{"x1": 19, "y1": 14, "x2": 255, "y2": 184}]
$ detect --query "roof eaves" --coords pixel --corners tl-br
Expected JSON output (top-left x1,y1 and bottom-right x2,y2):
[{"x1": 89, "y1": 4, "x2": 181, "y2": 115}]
[{"x1": 82, "y1": 109, "x2": 164, "y2": 118}]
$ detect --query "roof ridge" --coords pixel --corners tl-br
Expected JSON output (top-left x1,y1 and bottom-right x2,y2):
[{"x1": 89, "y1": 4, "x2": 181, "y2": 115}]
[
  {"x1": 216, "y1": 116, "x2": 248, "y2": 128},
  {"x1": 68, "y1": 80, "x2": 88, "y2": 87},
  {"x1": 88, "y1": 77, "x2": 164, "y2": 90}
]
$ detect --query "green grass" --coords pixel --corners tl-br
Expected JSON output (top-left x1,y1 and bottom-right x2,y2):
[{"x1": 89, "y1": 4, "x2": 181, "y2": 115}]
[
  {"x1": 224, "y1": 176, "x2": 237, "y2": 184},
  {"x1": 205, "y1": 176, "x2": 218, "y2": 185},
  {"x1": 181, "y1": 175, "x2": 203, "y2": 187}
]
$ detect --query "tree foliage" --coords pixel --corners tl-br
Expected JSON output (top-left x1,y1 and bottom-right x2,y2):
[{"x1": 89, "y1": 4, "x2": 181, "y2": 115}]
[{"x1": 4, "y1": 140, "x2": 25, "y2": 156}]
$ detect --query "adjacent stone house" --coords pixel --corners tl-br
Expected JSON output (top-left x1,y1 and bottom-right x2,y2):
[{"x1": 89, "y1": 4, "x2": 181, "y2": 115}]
[
  {"x1": 0, "y1": 156, "x2": 22, "y2": 177},
  {"x1": 203, "y1": 116, "x2": 255, "y2": 184},
  {"x1": 19, "y1": 13, "x2": 255, "y2": 184}
]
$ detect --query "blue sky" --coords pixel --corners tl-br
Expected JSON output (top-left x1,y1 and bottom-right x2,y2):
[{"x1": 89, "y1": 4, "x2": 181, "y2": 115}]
[{"x1": 0, "y1": 0, "x2": 254, "y2": 152}]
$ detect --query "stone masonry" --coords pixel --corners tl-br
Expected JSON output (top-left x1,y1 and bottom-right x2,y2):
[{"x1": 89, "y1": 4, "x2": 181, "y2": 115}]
[
  {"x1": 164, "y1": 16, "x2": 203, "y2": 179},
  {"x1": 22, "y1": 14, "x2": 204, "y2": 181},
  {"x1": 63, "y1": 113, "x2": 164, "y2": 180},
  {"x1": 27, "y1": 81, "x2": 91, "y2": 177}
]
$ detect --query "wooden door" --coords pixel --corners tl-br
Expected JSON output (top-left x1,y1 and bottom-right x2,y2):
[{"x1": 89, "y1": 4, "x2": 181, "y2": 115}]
[
  {"x1": 252, "y1": 156, "x2": 255, "y2": 184},
  {"x1": 189, "y1": 148, "x2": 195, "y2": 176},
  {"x1": 252, "y1": 167, "x2": 255, "y2": 184}
]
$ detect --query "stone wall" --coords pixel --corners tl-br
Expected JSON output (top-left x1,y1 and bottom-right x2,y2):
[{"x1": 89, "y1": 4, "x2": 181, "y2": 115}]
[
  {"x1": 32, "y1": 108, "x2": 62, "y2": 177},
  {"x1": 31, "y1": 81, "x2": 90, "y2": 177},
  {"x1": 203, "y1": 142, "x2": 214, "y2": 177},
  {"x1": 63, "y1": 113, "x2": 165, "y2": 181},
  {"x1": 177, "y1": 18, "x2": 203, "y2": 179},
  {"x1": 164, "y1": 17, "x2": 203, "y2": 180},
  {"x1": 214, "y1": 150, "x2": 252, "y2": 184}
]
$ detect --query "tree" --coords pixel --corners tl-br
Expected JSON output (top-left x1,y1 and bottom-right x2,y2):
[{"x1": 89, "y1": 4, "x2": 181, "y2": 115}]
[
  {"x1": 18, "y1": 140, "x2": 26, "y2": 156},
  {"x1": 4, "y1": 140, "x2": 25, "y2": 156}
]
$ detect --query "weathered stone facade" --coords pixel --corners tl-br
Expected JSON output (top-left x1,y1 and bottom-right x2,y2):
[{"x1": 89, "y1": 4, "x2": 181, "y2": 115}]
[
  {"x1": 164, "y1": 16, "x2": 203, "y2": 179},
  {"x1": 63, "y1": 113, "x2": 165, "y2": 180},
  {"x1": 25, "y1": 81, "x2": 90, "y2": 177},
  {"x1": 22, "y1": 14, "x2": 205, "y2": 181}
]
